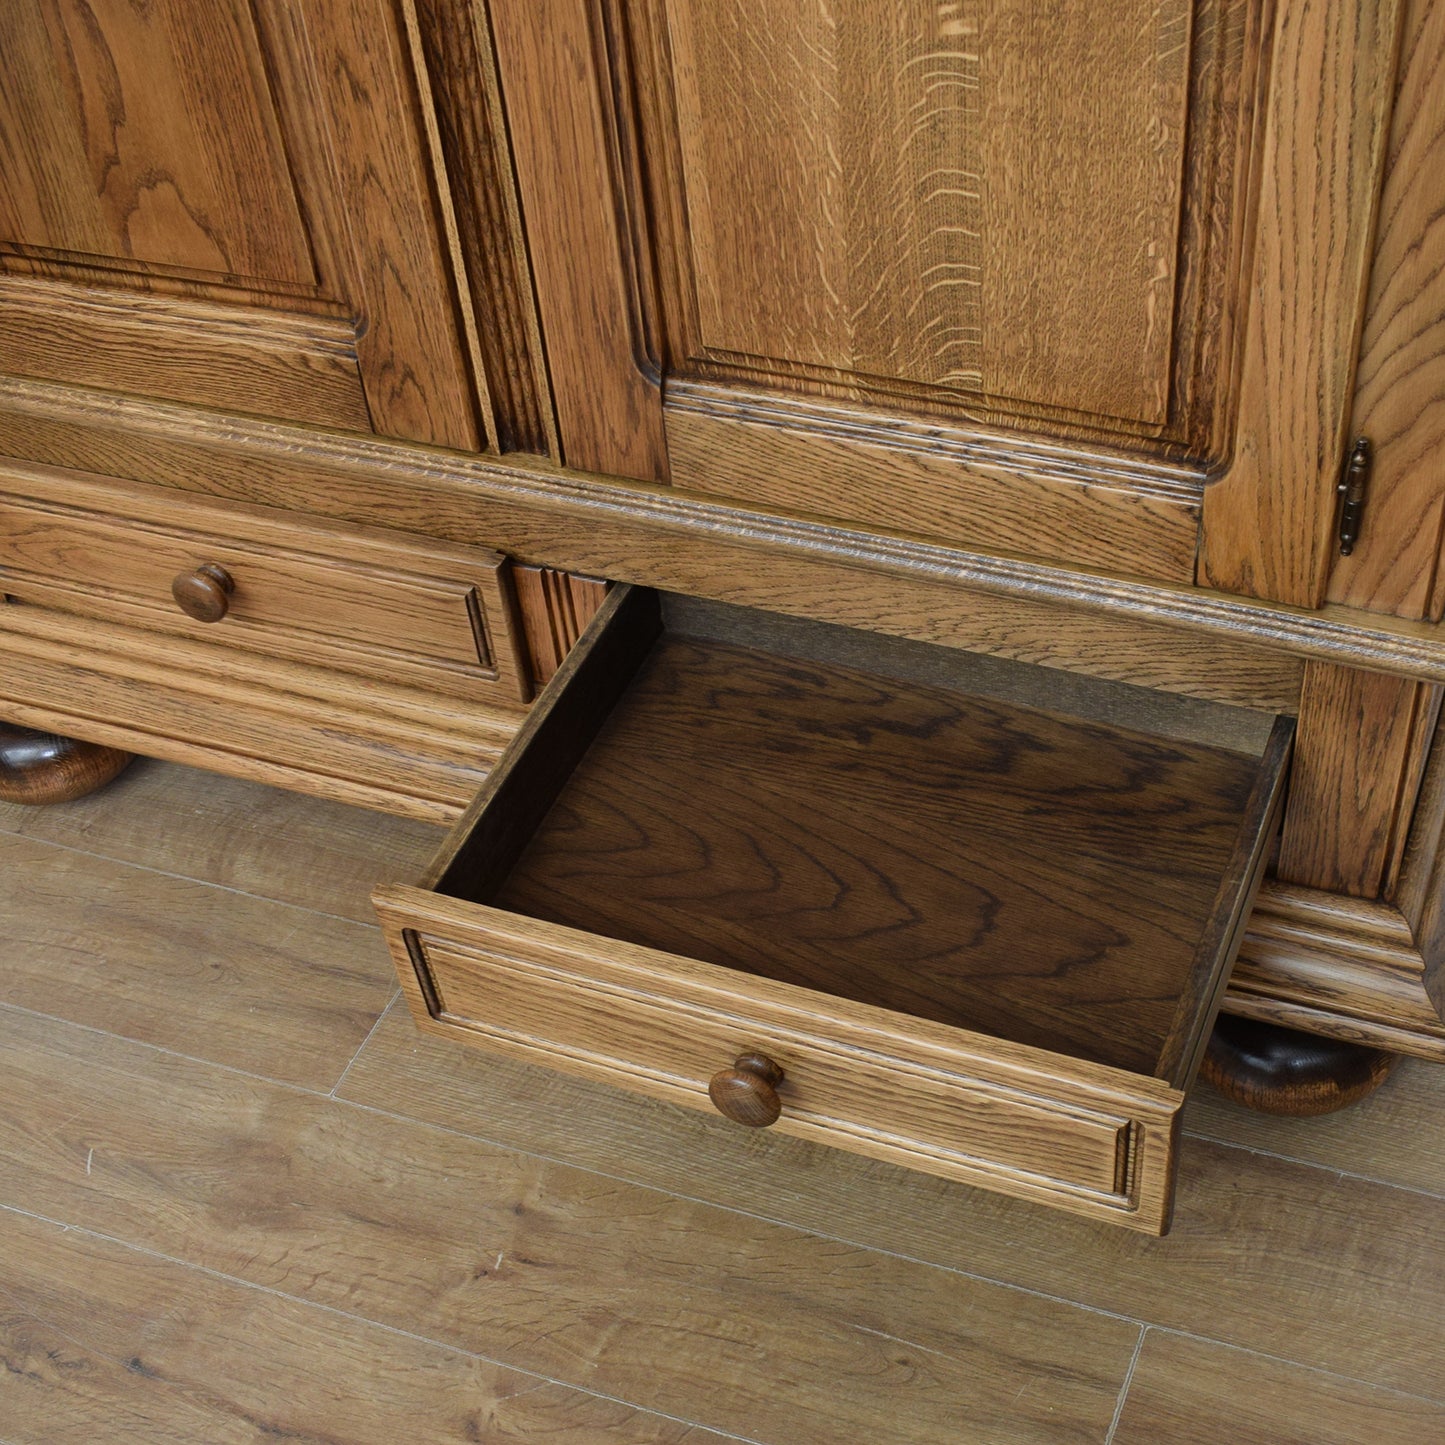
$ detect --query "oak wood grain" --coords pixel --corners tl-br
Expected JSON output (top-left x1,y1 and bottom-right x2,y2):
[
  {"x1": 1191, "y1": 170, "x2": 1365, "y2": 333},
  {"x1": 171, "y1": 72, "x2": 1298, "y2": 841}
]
[
  {"x1": 0, "y1": 468, "x2": 531, "y2": 703},
  {"x1": 4, "y1": 378, "x2": 1445, "y2": 692},
  {"x1": 1327, "y1": 0, "x2": 1445, "y2": 619},
  {"x1": 287, "y1": 0, "x2": 482, "y2": 451},
  {"x1": 512, "y1": 566, "x2": 611, "y2": 685},
  {"x1": 1200, "y1": 0, "x2": 1405, "y2": 606},
  {"x1": 0, "y1": 274, "x2": 371, "y2": 431},
  {"x1": 409, "y1": 0, "x2": 557, "y2": 457},
  {"x1": 0, "y1": 0, "x2": 314, "y2": 284},
  {"x1": 1276, "y1": 663, "x2": 1439, "y2": 896},
  {"x1": 0, "y1": 604, "x2": 521, "y2": 821},
  {"x1": 0, "y1": 1208, "x2": 737, "y2": 1445},
  {"x1": 1225, "y1": 881, "x2": 1445, "y2": 1063},
  {"x1": 0, "y1": 1004, "x2": 1142, "y2": 1445},
  {"x1": 667, "y1": 382, "x2": 1202, "y2": 583},
  {"x1": 1111, "y1": 1331, "x2": 1445, "y2": 1445},
  {"x1": 486, "y1": 623, "x2": 1282, "y2": 1079},
  {"x1": 0, "y1": 830, "x2": 395, "y2": 1090},
  {"x1": 488, "y1": 0, "x2": 669, "y2": 479}
]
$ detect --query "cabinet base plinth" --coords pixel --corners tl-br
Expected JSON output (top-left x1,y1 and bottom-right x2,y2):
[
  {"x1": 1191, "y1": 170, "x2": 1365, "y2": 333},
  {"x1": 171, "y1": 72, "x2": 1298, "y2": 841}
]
[
  {"x1": 0, "y1": 723, "x2": 133, "y2": 805},
  {"x1": 1201, "y1": 1014, "x2": 1396, "y2": 1116}
]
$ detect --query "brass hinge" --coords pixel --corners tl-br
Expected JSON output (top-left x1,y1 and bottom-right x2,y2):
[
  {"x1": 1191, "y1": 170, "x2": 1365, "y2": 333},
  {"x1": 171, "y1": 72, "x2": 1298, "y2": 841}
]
[{"x1": 1337, "y1": 437, "x2": 1372, "y2": 556}]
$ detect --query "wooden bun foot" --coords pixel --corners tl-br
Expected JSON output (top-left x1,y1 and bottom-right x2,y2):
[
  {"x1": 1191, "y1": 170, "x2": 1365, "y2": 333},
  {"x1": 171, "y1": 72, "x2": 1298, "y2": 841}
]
[
  {"x1": 0, "y1": 723, "x2": 134, "y2": 805},
  {"x1": 1201, "y1": 1014, "x2": 1396, "y2": 1116}
]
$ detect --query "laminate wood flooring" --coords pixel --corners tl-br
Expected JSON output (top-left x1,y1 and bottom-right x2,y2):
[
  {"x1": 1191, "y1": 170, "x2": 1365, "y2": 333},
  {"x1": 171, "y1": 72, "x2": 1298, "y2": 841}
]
[{"x1": 1, "y1": 758, "x2": 1441, "y2": 1444}]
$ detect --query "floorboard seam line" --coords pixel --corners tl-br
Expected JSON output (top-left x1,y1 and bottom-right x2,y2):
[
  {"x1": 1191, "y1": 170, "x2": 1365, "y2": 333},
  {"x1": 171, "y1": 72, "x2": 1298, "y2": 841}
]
[
  {"x1": 0, "y1": 1000, "x2": 348, "y2": 1101},
  {"x1": 323, "y1": 1094, "x2": 1153, "y2": 1331},
  {"x1": 9, "y1": 1000, "x2": 1440, "y2": 1358},
  {"x1": 1103, "y1": 1326, "x2": 1146, "y2": 1444},
  {"x1": 1147, "y1": 1325, "x2": 1445, "y2": 1410},
  {"x1": 0, "y1": 1200, "x2": 772, "y2": 1445},
  {"x1": 1180, "y1": 1130, "x2": 1445, "y2": 1203},
  {"x1": 0, "y1": 825, "x2": 392, "y2": 928},
  {"x1": 328, "y1": 989, "x2": 403, "y2": 1098}
]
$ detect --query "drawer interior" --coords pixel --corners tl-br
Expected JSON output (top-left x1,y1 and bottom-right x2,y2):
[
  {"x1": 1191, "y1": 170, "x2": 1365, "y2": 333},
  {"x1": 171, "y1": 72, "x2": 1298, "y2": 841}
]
[{"x1": 427, "y1": 586, "x2": 1293, "y2": 1090}]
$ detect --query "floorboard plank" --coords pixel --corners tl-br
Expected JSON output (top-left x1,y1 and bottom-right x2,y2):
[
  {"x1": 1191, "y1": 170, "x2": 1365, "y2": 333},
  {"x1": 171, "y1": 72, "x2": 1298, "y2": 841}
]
[
  {"x1": 0, "y1": 1207, "x2": 739, "y2": 1445},
  {"x1": 339, "y1": 1005, "x2": 1445, "y2": 1400},
  {"x1": 0, "y1": 832, "x2": 395, "y2": 1090},
  {"x1": 1183, "y1": 1061, "x2": 1445, "y2": 1197},
  {"x1": 0, "y1": 759, "x2": 442, "y2": 923},
  {"x1": 1110, "y1": 1331, "x2": 1445, "y2": 1444},
  {"x1": 0, "y1": 1005, "x2": 1140, "y2": 1445}
]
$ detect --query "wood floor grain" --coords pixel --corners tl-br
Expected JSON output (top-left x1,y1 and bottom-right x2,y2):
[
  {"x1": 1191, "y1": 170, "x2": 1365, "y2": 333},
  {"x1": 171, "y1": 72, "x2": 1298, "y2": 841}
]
[
  {"x1": 0, "y1": 831, "x2": 395, "y2": 1090},
  {"x1": 1183, "y1": 1060, "x2": 1445, "y2": 1196},
  {"x1": 340, "y1": 1003, "x2": 1445, "y2": 1397},
  {"x1": 0, "y1": 1005, "x2": 1140, "y2": 1445},
  {"x1": 3, "y1": 760, "x2": 1442, "y2": 1442},
  {"x1": 1110, "y1": 1331, "x2": 1445, "y2": 1444},
  {"x1": 0, "y1": 756, "x2": 443, "y2": 922},
  {"x1": 0, "y1": 1207, "x2": 738, "y2": 1445}
]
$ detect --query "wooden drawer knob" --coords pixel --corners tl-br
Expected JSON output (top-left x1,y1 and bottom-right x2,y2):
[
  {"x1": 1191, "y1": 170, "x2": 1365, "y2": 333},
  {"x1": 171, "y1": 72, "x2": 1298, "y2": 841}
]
[
  {"x1": 171, "y1": 563, "x2": 235, "y2": 623},
  {"x1": 708, "y1": 1052, "x2": 785, "y2": 1128}
]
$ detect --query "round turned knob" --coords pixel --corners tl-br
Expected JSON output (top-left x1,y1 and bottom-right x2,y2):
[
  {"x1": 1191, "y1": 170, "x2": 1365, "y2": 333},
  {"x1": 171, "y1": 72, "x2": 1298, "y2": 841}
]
[
  {"x1": 171, "y1": 562, "x2": 235, "y2": 623},
  {"x1": 708, "y1": 1052, "x2": 786, "y2": 1128}
]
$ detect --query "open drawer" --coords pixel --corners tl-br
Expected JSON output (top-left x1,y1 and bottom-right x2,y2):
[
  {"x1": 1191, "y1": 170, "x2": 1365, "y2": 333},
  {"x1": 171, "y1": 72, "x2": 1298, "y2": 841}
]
[{"x1": 374, "y1": 587, "x2": 1293, "y2": 1233}]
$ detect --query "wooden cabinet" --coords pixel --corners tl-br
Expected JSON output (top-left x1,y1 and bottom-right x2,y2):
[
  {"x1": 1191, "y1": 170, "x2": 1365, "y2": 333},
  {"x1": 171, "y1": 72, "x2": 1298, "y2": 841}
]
[
  {"x1": 490, "y1": 0, "x2": 1397, "y2": 607},
  {"x1": 0, "y1": 0, "x2": 547, "y2": 452},
  {"x1": 2, "y1": 0, "x2": 1445, "y2": 1219}
]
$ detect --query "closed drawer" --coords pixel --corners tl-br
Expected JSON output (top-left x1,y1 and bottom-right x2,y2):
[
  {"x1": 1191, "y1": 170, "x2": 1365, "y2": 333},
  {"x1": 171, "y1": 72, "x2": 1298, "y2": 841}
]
[
  {"x1": 0, "y1": 468, "x2": 529, "y2": 702},
  {"x1": 374, "y1": 586, "x2": 1293, "y2": 1233}
]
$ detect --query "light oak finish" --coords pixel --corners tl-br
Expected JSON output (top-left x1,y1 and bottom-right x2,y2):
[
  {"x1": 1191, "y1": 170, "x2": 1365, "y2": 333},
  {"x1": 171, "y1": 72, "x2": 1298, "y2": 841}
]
[
  {"x1": 1327, "y1": 0, "x2": 1445, "y2": 619},
  {"x1": 488, "y1": 0, "x2": 668, "y2": 479},
  {"x1": 667, "y1": 382, "x2": 1202, "y2": 585},
  {"x1": 0, "y1": 722, "x2": 131, "y2": 805},
  {"x1": 1198, "y1": 0, "x2": 1404, "y2": 607},
  {"x1": 1276, "y1": 663, "x2": 1442, "y2": 896},
  {"x1": 5, "y1": 377, "x2": 1444, "y2": 695},
  {"x1": 0, "y1": 274, "x2": 373, "y2": 431},
  {"x1": 0, "y1": 0, "x2": 491, "y2": 449},
  {"x1": 1226, "y1": 882, "x2": 1445, "y2": 1062},
  {"x1": 408, "y1": 0, "x2": 557, "y2": 456},
  {"x1": 0, "y1": 466, "x2": 530, "y2": 704},
  {"x1": 0, "y1": 604, "x2": 522, "y2": 821},
  {"x1": 511, "y1": 565, "x2": 610, "y2": 685},
  {"x1": 376, "y1": 586, "x2": 1292, "y2": 1232}
]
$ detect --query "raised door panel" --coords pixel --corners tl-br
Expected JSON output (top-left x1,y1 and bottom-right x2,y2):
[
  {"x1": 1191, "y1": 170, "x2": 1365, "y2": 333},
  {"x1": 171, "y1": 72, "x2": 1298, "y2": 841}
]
[
  {"x1": 498, "y1": 0, "x2": 1401, "y2": 597},
  {"x1": 660, "y1": 0, "x2": 1191, "y2": 432},
  {"x1": 0, "y1": 0, "x2": 498, "y2": 452}
]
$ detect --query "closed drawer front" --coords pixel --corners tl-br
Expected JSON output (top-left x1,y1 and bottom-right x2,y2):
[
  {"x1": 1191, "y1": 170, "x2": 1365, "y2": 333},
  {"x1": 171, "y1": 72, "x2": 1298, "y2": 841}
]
[
  {"x1": 0, "y1": 470, "x2": 528, "y2": 701},
  {"x1": 375, "y1": 585, "x2": 1293, "y2": 1234}
]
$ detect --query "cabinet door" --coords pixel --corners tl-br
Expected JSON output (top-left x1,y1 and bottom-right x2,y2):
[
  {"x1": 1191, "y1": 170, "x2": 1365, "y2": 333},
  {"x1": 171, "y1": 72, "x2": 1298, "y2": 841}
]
[
  {"x1": 493, "y1": 0, "x2": 1400, "y2": 599},
  {"x1": 0, "y1": 0, "x2": 535, "y2": 452}
]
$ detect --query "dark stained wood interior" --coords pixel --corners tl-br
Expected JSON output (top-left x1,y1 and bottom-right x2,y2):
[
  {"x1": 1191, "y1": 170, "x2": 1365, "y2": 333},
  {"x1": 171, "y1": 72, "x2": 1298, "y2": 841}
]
[{"x1": 455, "y1": 595, "x2": 1291, "y2": 1080}]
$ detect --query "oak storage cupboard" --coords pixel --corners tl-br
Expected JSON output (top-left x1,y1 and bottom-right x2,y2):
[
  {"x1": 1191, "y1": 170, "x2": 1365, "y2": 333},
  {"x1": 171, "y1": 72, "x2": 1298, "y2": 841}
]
[{"x1": 2, "y1": 0, "x2": 1445, "y2": 1231}]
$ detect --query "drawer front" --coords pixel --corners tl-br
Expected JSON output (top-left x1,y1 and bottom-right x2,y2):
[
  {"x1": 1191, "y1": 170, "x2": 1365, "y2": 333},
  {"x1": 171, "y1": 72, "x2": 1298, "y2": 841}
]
[
  {"x1": 376, "y1": 893, "x2": 1183, "y2": 1232},
  {"x1": 0, "y1": 479, "x2": 528, "y2": 702}
]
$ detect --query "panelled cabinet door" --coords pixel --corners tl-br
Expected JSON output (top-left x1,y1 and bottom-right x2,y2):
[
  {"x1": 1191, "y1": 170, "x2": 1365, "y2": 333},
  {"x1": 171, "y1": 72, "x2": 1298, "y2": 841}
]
[
  {"x1": 0, "y1": 0, "x2": 547, "y2": 453},
  {"x1": 494, "y1": 0, "x2": 1402, "y2": 602}
]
